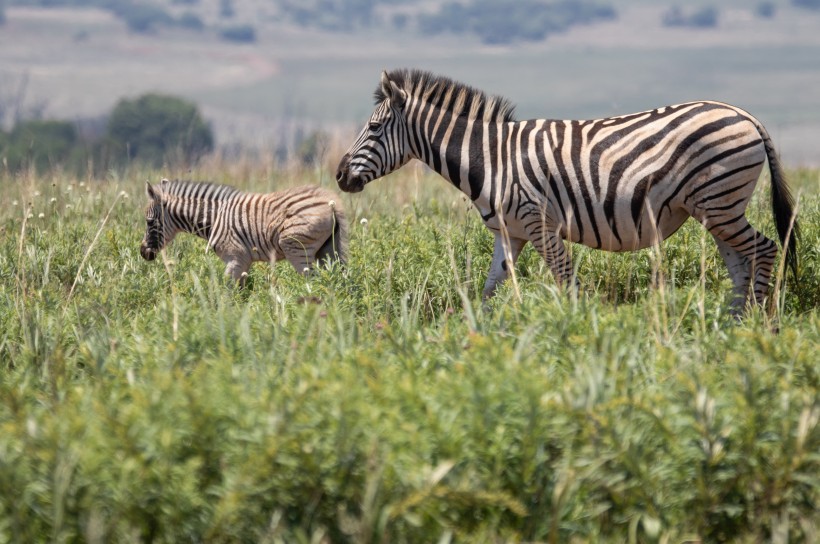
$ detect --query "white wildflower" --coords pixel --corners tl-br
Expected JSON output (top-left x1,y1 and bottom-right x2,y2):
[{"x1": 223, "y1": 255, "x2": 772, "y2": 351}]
[
  {"x1": 38, "y1": 213, "x2": 45, "y2": 219},
  {"x1": 328, "y1": 200, "x2": 336, "y2": 208},
  {"x1": 34, "y1": 191, "x2": 41, "y2": 197},
  {"x1": 119, "y1": 191, "x2": 128, "y2": 198},
  {"x1": 303, "y1": 267, "x2": 310, "y2": 273},
  {"x1": 12, "y1": 200, "x2": 18, "y2": 206},
  {"x1": 26, "y1": 417, "x2": 37, "y2": 438},
  {"x1": 67, "y1": 185, "x2": 73, "y2": 191},
  {"x1": 65, "y1": 204, "x2": 72, "y2": 210},
  {"x1": 27, "y1": 213, "x2": 33, "y2": 219},
  {"x1": 360, "y1": 218, "x2": 368, "y2": 225},
  {"x1": 79, "y1": 182, "x2": 85, "y2": 187},
  {"x1": 50, "y1": 197, "x2": 57, "y2": 204}
]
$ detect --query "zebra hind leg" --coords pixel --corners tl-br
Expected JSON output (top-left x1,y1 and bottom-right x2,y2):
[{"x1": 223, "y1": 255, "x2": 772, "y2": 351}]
[
  {"x1": 281, "y1": 243, "x2": 315, "y2": 277},
  {"x1": 711, "y1": 234, "x2": 751, "y2": 316},
  {"x1": 705, "y1": 216, "x2": 778, "y2": 311},
  {"x1": 527, "y1": 227, "x2": 579, "y2": 293}
]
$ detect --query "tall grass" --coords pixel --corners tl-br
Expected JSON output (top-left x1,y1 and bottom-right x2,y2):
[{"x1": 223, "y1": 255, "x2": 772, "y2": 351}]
[{"x1": 0, "y1": 161, "x2": 817, "y2": 542}]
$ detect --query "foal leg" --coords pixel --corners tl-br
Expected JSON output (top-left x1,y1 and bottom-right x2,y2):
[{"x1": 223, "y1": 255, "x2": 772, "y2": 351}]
[{"x1": 280, "y1": 236, "x2": 315, "y2": 276}]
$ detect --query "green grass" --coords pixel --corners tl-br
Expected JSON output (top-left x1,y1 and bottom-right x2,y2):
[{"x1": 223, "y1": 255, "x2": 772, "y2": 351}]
[{"x1": 0, "y1": 163, "x2": 818, "y2": 543}]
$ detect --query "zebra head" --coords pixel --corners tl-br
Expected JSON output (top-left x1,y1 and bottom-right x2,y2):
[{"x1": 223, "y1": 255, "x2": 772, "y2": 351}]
[
  {"x1": 140, "y1": 180, "x2": 174, "y2": 261},
  {"x1": 336, "y1": 71, "x2": 411, "y2": 193}
]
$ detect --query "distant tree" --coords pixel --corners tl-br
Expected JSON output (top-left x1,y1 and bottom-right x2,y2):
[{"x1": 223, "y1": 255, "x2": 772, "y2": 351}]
[
  {"x1": 756, "y1": 2, "x2": 776, "y2": 18},
  {"x1": 220, "y1": 24, "x2": 255, "y2": 43},
  {"x1": 662, "y1": 6, "x2": 719, "y2": 28},
  {"x1": 689, "y1": 6, "x2": 718, "y2": 27},
  {"x1": 662, "y1": 6, "x2": 686, "y2": 26},
  {"x1": 176, "y1": 11, "x2": 205, "y2": 31},
  {"x1": 110, "y1": 2, "x2": 174, "y2": 34},
  {"x1": 792, "y1": 0, "x2": 820, "y2": 9},
  {"x1": 105, "y1": 93, "x2": 213, "y2": 167},
  {"x1": 418, "y1": 0, "x2": 616, "y2": 45},
  {"x1": 219, "y1": 0, "x2": 235, "y2": 18},
  {"x1": 2, "y1": 120, "x2": 81, "y2": 173},
  {"x1": 392, "y1": 13, "x2": 409, "y2": 31},
  {"x1": 279, "y1": 0, "x2": 378, "y2": 31}
]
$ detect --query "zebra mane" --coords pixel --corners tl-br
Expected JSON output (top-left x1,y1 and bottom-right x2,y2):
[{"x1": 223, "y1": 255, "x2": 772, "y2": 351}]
[
  {"x1": 375, "y1": 69, "x2": 517, "y2": 123},
  {"x1": 156, "y1": 179, "x2": 242, "y2": 201}
]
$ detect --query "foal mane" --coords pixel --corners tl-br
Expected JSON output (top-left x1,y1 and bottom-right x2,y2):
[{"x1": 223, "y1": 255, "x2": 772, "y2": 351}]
[{"x1": 158, "y1": 179, "x2": 242, "y2": 201}]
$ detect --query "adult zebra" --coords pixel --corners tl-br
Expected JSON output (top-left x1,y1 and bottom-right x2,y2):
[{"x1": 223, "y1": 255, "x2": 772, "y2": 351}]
[
  {"x1": 140, "y1": 179, "x2": 347, "y2": 283},
  {"x1": 336, "y1": 69, "x2": 798, "y2": 313}
]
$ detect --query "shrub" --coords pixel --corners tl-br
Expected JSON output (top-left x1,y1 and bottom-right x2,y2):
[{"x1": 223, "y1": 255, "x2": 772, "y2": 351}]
[
  {"x1": 104, "y1": 93, "x2": 213, "y2": 168},
  {"x1": 0, "y1": 119, "x2": 84, "y2": 173}
]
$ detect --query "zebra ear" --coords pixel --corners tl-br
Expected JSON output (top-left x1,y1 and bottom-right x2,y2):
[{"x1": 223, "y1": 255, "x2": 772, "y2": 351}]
[{"x1": 380, "y1": 70, "x2": 406, "y2": 109}]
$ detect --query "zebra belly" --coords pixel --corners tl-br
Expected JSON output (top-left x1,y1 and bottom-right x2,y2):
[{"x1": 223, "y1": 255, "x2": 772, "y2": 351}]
[
  {"x1": 587, "y1": 209, "x2": 690, "y2": 252},
  {"x1": 550, "y1": 193, "x2": 691, "y2": 252},
  {"x1": 481, "y1": 213, "x2": 531, "y2": 240}
]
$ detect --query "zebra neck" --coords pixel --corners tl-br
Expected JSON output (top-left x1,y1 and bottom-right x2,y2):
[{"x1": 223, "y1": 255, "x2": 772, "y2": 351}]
[
  {"x1": 412, "y1": 113, "x2": 501, "y2": 202},
  {"x1": 167, "y1": 195, "x2": 219, "y2": 241}
]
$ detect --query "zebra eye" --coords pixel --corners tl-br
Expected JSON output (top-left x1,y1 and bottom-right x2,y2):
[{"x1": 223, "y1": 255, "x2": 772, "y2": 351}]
[{"x1": 369, "y1": 121, "x2": 382, "y2": 132}]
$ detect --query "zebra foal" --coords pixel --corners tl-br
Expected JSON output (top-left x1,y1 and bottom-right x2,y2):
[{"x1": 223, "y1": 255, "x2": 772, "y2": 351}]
[
  {"x1": 140, "y1": 179, "x2": 347, "y2": 284},
  {"x1": 336, "y1": 69, "x2": 798, "y2": 314}
]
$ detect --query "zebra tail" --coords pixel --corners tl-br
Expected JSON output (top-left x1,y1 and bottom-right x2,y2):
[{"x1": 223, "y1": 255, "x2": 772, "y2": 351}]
[
  {"x1": 332, "y1": 207, "x2": 348, "y2": 264},
  {"x1": 757, "y1": 122, "x2": 799, "y2": 281},
  {"x1": 316, "y1": 207, "x2": 348, "y2": 265}
]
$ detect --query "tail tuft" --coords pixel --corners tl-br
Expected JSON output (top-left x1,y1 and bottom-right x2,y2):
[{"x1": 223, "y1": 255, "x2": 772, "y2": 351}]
[
  {"x1": 315, "y1": 206, "x2": 348, "y2": 266},
  {"x1": 762, "y1": 134, "x2": 799, "y2": 281}
]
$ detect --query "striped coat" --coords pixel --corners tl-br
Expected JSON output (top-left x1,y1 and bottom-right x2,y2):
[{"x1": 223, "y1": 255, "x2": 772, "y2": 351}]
[
  {"x1": 140, "y1": 179, "x2": 347, "y2": 283},
  {"x1": 336, "y1": 69, "x2": 798, "y2": 313}
]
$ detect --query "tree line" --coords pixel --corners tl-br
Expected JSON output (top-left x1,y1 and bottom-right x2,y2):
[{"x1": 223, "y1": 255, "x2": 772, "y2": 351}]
[
  {"x1": 0, "y1": 94, "x2": 213, "y2": 174},
  {"x1": 5, "y1": 1, "x2": 820, "y2": 45}
]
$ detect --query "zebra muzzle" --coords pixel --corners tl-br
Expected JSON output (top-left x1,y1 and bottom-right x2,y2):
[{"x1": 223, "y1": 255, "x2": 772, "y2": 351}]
[
  {"x1": 140, "y1": 243, "x2": 157, "y2": 261},
  {"x1": 335, "y1": 155, "x2": 365, "y2": 193}
]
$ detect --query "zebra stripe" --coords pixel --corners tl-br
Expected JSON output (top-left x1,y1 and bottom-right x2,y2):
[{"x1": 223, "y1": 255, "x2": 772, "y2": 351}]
[
  {"x1": 336, "y1": 69, "x2": 798, "y2": 313},
  {"x1": 140, "y1": 179, "x2": 347, "y2": 283}
]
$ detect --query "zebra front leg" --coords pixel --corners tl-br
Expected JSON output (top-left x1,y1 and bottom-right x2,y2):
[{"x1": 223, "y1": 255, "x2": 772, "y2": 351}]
[{"x1": 482, "y1": 234, "x2": 527, "y2": 301}]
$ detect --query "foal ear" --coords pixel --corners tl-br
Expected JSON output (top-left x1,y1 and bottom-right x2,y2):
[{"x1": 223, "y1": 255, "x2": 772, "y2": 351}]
[
  {"x1": 380, "y1": 70, "x2": 406, "y2": 109},
  {"x1": 145, "y1": 181, "x2": 158, "y2": 201}
]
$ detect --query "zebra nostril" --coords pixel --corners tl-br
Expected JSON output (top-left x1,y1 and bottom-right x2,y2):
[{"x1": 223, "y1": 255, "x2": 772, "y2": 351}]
[{"x1": 335, "y1": 169, "x2": 344, "y2": 182}]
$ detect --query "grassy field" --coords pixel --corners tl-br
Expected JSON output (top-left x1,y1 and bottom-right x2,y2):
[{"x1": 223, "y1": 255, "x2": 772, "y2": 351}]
[{"x1": 0, "y1": 157, "x2": 818, "y2": 542}]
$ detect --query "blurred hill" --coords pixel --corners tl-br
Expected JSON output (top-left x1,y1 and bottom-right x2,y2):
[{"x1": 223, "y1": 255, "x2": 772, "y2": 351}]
[{"x1": 1, "y1": 0, "x2": 819, "y2": 165}]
